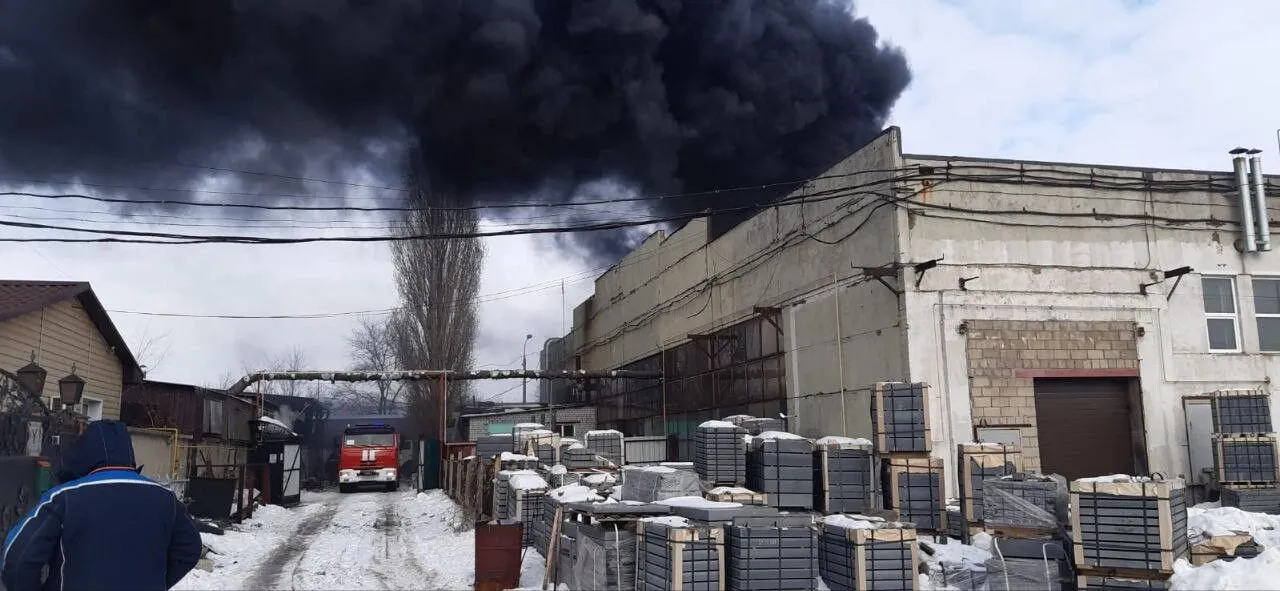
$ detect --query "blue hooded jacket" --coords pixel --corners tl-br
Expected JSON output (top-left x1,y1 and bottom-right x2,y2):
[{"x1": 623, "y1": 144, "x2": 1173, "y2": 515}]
[{"x1": 1, "y1": 420, "x2": 202, "y2": 591}]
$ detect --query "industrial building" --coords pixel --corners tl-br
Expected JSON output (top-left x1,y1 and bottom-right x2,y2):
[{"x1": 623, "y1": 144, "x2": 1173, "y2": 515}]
[{"x1": 541, "y1": 126, "x2": 1280, "y2": 495}]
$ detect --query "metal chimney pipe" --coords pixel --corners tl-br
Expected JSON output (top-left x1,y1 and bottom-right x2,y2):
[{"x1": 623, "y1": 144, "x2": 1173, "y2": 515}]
[
  {"x1": 1249, "y1": 151, "x2": 1271, "y2": 251},
  {"x1": 1232, "y1": 150, "x2": 1257, "y2": 252}
]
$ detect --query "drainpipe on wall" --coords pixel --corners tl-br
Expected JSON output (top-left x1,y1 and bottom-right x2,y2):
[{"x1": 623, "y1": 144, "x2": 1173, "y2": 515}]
[
  {"x1": 1248, "y1": 150, "x2": 1271, "y2": 251},
  {"x1": 1231, "y1": 149, "x2": 1258, "y2": 252}
]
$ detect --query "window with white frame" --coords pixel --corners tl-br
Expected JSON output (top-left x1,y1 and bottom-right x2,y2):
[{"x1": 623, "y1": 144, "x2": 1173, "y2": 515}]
[
  {"x1": 1202, "y1": 276, "x2": 1240, "y2": 351},
  {"x1": 1254, "y1": 278, "x2": 1280, "y2": 351},
  {"x1": 80, "y1": 397, "x2": 103, "y2": 421}
]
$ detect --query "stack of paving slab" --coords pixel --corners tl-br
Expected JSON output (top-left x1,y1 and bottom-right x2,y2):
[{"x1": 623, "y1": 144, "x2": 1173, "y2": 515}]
[
  {"x1": 475, "y1": 434, "x2": 512, "y2": 459},
  {"x1": 562, "y1": 444, "x2": 603, "y2": 469},
  {"x1": 817, "y1": 514, "x2": 918, "y2": 591},
  {"x1": 956, "y1": 442, "x2": 1022, "y2": 529},
  {"x1": 583, "y1": 429, "x2": 625, "y2": 465},
  {"x1": 981, "y1": 472, "x2": 1069, "y2": 534},
  {"x1": 693, "y1": 421, "x2": 748, "y2": 486},
  {"x1": 572, "y1": 521, "x2": 639, "y2": 591},
  {"x1": 1220, "y1": 486, "x2": 1280, "y2": 514},
  {"x1": 1207, "y1": 389, "x2": 1280, "y2": 509},
  {"x1": 870, "y1": 382, "x2": 931, "y2": 454},
  {"x1": 503, "y1": 471, "x2": 550, "y2": 548},
  {"x1": 741, "y1": 417, "x2": 786, "y2": 436},
  {"x1": 512, "y1": 422, "x2": 545, "y2": 441},
  {"x1": 881, "y1": 455, "x2": 946, "y2": 533},
  {"x1": 493, "y1": 469, "x2": 538, "y2": 519},
  {"x1": 635, "y1": 516, "x2": 725, "y2": 591},
  {"x1": 747, "y1": 431, "x2": 814, "y2": 510},
  {"x1": 723, "y1": 414, "x2": 755, "y2": 428},
  {"x1": 813, "y1": 436, "x2": 875, "y2": 514},
  {"x1": 534, "y1": 485, "x2": 598, "y2": 582},
  {"x1": 1069, "y1": 476, "x2": 1188, "y2": 582},
  {"x1": 621, "y1": 465, "x2": 702, "y2": 503},
  {"x1": 985, "y1": 536, "x2": 1074, "y2": 591},
  {"x1": 726, "y1": 514, "x2": 818, "y2": 591}
]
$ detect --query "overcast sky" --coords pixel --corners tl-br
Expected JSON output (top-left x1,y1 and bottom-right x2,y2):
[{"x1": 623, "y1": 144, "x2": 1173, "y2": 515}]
[{"x1": 2, "y1": 0, "x2": 1277, "y2": 404}]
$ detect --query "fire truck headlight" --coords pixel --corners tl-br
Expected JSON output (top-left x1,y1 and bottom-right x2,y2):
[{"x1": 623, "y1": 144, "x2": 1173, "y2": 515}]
[
  {"x1": 379, "y1": 468, "x2": 397, "y2": 481},
  {"x1": 338, "y1": 469, "x2": 357, "y2": 483}
]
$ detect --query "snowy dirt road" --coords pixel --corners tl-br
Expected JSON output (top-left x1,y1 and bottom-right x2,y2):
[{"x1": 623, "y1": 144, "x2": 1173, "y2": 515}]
[{"x1": 176, "y1": 489, "x2": 478, "y2": 591}]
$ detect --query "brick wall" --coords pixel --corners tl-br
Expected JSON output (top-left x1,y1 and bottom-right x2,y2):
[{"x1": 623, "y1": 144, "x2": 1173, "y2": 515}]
[
  {"x1": 464, "y1": 405, "x2": 598, "y2": 440},
  {"x1": 964, "y1": 320, "x2": 1139, "y2": 472}
]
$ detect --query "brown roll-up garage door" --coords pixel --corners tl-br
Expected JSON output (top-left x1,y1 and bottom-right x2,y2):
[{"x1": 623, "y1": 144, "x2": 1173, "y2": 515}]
[{"x1": 1033, "y1": 378, "x2": 1137, "y2": 481}]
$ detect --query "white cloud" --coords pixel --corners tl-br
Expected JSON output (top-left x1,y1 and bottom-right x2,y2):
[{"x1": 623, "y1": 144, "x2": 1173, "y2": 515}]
[{"x1": 2, "y1": 0, "x2": 1276, "y2": 404}]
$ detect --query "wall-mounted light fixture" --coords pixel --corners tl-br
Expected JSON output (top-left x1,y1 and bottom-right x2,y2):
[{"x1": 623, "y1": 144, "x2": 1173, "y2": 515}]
[
  {"x1": 1139, "y1": 266, "x2": 1193, "y2": 299},
  {"x1": 15, "y1": 351, "x2": 47, "y2": 397}
]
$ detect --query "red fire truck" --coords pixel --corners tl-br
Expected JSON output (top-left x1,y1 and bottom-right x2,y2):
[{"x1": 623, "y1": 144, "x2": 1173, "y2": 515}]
[{"x1": 337, "y1": 423, "x2": 400, "y2": 493}]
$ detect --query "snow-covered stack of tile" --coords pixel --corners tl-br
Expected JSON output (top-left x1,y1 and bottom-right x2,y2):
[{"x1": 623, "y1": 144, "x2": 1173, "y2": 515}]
[
  {"x1": 583, "y1": 429, "x2": 625, "y2": 465},
  {"x1": 818, "y1": 514, "x2": 918, "y2": 591},
  {"x1": 534, "y1": 484, "x2": 599, "y2": 556},
  {"x1": 870, "y1": 381, "x2": 931, "y2": 454},
  {"x1": 511, "y1": 422, "x2": 545, "y2": 444},
  {"x1": 504, "y1": 471, "x2": 550, "y2": 548},
  {"x1": 981, "y1": 472, "x2": 1069, "y2": 532},
  {"x1": 741, "y1": 417, "x2": 785, "y2": 436},
  {"x1": 493, "y1": 469, "x2": 539, "y2": 520},
  {"x1": 747, "y1": 431, "x2": 814, "y2": 510},
  {"x1": 694, "y1": 420, "x2": 748, "y2": 486},
  {"x1": 636, "y1": 516, "x2": 724, "y2": 591},
  {"x1": 723, "y1": 414, "x2": 754, "y2": 428},
  {"x1": 813, "y1": 436, "x2": 875, "y2": 514},
  {"x1": 1070, "y1": 476, "x2": 1188, "y2": 575},
  {"x1": 726, "y1": 514, "x2": 818, "y2": 591},
  {"x1": 562, "y1": 444, "x2": 602, "y2": 469},
  {"x1": 956, "y1": 442, "x2": 1022, "y2": 526},
  {"x1": 621, "y1": 465, "x2": 702, "y2": 503},
  {"x1": 573, "y1": 522, "x2": 639, "y2": 591},
  {"x1": 515, "y1": 428, "x2": 558, "y2": 458},
  {"x1": 475, "y1": 434, "x2": 512, "y2": 459}
]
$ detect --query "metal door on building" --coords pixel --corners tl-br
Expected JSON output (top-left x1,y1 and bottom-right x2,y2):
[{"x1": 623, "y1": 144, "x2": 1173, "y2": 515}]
[
  {"x1": 1033, "y1": 378, "x2": 1138, "y2": 481},
  {"x1": 281, "y1": 443, "x2": 301, "y2": 502}
]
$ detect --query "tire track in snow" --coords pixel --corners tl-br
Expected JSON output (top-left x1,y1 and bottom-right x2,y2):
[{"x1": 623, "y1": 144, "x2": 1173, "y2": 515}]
[{"x1": 242, "y1": 497, "x2": 343, "y2": 591}]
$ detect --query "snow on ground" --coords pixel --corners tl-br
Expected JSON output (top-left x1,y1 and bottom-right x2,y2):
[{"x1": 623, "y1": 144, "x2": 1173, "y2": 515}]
[{"x1": 175, "y1": 489, "x2": 476, "y2": 591}]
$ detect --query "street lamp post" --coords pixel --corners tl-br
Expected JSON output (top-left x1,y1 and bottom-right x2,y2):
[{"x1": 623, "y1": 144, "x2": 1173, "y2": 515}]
[{"x1": 521, "y1": 334, "x2": 533, "y2": 404}]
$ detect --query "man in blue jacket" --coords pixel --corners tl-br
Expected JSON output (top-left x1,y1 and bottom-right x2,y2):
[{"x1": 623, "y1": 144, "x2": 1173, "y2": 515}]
[{"x1": 1, "y1": 420, "x2": 203, "y2": 590}]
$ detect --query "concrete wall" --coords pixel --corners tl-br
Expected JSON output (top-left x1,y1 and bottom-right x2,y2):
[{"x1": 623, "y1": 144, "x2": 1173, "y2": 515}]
[
  {"x1": 0, "y1": 299, "x2": 126, "y2": 420},
  {"x1": 570, "y1": 128, "x2": 910, "y2": 438},
  {"x1": 899, "y1": 154, "x2": 1280, "y2": 491},
  {"x1": 464, "y1": 405, "x2": 598, "y2": 440}
]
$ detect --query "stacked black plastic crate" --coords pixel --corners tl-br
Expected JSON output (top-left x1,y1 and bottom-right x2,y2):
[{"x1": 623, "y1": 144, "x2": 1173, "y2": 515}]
[
  {"x1": 813, "y1": 437, "x2": 875, "y2": 514},
  {"x1": 748, "y1": 435, "x2": 815, "y2": 510},
  {"x1": 817, "y1": 515, "x2": 917, "y2": 591},
  {"x1": 1070, "y1": 477, "x2": 1188, "y2": 585},
  {"x1": 636, "y1": 518, "x2": 724, "y2": 591},
  {"x1": 726, "y1": 514, "x2": 818, "y2": 591},
  {"x1": 694, "y1": 421, "x2": 748, "y2": 486},
  {"x1": 872, "y1": 381, "x2": 945, "y2": 534},
  {"x1": 1208, "y1": 389, "x2": 1279, "y2": 512}
]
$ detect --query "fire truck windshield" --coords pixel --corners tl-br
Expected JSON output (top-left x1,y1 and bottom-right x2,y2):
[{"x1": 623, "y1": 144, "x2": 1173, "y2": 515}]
[{"x1": 344, "y1": 433, "x2": 395, "y2": 447}]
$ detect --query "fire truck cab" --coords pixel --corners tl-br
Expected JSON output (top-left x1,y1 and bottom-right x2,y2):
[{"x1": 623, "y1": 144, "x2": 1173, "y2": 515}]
[{"x1": 337, "y1": 423, "x2": 400, "y2": 493}]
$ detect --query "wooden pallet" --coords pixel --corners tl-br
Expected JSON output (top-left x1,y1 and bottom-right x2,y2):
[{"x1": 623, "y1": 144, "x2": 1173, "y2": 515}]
[
  {"x1": 705, "y1": 488, "x2": 768, "y2": 505},
  {"x1": 984, "y1": 524, "x2": 1059, "y2": 539},
  {"x1": 1075, "y1": 565, "x2": 1173, "y2": 580}
]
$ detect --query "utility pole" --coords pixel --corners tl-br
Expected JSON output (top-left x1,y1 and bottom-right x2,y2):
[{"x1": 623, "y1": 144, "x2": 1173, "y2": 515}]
[{"x1": 521, "y1": 334, "x2": 533, "y2": 404}]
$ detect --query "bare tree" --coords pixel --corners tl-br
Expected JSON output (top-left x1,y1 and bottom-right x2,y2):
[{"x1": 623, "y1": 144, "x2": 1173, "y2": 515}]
[
  {"x1": 227, "y1": 345, "x2": 313, "y2": 397},
  {"x1": 389, "y1": 149, "x2": 485, "y2": 439},
  {"x1": 130, "y1": 325, "x2": 173, "y2": 376},
  {"x1": 346, "y1": 315, "x2": 405, "y2": 414}
]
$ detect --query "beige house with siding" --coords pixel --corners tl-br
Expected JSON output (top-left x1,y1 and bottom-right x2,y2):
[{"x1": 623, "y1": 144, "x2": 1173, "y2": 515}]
[{"x1": 0, "y1": 281, "x2": 144, "y2": 420}]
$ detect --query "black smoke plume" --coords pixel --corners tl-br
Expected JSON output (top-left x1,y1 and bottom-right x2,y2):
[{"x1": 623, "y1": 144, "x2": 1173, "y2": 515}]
[{"x1": 0, "y1": 0, "x2": 910, "y2": 260}]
